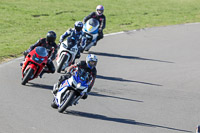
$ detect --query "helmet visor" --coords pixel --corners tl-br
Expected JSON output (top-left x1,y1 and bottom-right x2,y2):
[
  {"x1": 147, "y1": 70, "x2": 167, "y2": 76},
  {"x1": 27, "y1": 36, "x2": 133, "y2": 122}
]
[
  {"x1": 47, "y1": 37, "x2": 56, "y2": 42},
  {"x1": 75, "y1": 26, "x2": 83, "y2": 32},
  {"x1": 97, "y1": 10, "x2": 103, "y2": 15},
  {"x1": 88, "y1": 61, "x2": 97, "y2": 67}
]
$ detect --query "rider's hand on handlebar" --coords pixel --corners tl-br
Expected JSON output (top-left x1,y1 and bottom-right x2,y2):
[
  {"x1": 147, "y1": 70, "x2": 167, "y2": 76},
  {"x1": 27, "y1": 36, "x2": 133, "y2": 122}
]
[{"x1": 23, "y1": 49, "x2": 31, "y2": 56}]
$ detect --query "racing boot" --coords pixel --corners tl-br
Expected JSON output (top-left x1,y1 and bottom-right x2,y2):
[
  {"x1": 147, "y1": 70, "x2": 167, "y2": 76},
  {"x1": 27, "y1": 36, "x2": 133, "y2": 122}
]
[
  {"x1": 39, "y1": 66, "x2": 49, "y2": 78},
  {"x1": 93, "y1": 42, "x2": 97, "y2": 46},
  {"x1": 20, "y1": 61, "x2": 25, "y2": 66},
  {"x1": 73, "y1": 101, "x2": 79, "y2": 105},
  {"x1": 82, "y1": 92, "x2": 88, "y2": 100},
  {"x1": 39, "y1": 70, "x2": 45, "y2": 78}
]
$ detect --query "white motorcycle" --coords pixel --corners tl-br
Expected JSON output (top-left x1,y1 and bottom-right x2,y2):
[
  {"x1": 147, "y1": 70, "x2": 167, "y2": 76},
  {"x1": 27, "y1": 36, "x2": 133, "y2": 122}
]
[
  {"x1": 80, "y1": 18, "x2": 99, "y2": 52},
  {"x1": 51, "y1": 68, "x2": 89, "y2": 113},
  {"x1": 56, "y1": 40, "x2": 79, "y2": 73}
]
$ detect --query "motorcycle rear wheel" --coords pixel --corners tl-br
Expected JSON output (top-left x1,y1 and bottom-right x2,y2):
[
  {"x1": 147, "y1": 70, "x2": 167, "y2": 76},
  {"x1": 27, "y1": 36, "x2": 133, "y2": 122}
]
[
  {"x1": 58, "y1": 90, "x2": 76, "y2": 113},
  {"x1": 21, "y1": 68, "x2": 34, "y2": 85}
]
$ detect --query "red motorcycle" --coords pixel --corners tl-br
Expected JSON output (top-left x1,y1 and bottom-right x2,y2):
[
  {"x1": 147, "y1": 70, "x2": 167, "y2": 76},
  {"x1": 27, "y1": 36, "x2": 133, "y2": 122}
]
[{"x1": 21, "y1": 46, "x2": 48, "y2": 85}]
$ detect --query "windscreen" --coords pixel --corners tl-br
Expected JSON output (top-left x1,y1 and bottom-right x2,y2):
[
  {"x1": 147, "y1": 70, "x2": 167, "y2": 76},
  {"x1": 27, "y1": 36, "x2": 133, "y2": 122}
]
[
  {"x1": 88, "y1": 18, "x2": 99, "y2": 27},
  {"x1": 35, "y1": 46, "x2": 48, "y2": 57},
  {"x1": 78, "y1": 68, "x2": 89, "y2": 82}
]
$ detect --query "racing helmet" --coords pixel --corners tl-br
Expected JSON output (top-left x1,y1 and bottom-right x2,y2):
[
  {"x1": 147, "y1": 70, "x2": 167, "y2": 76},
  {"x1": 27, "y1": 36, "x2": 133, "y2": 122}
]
[
  {"x1": 74, "y1": 21, "x2": 83, "y2": 32},
  {"x1": 46, "y1": 31, "x2": 56, "y2": 43},
  {"x1": 96, "y1": 5, "x2": 104, "y2": 16},
  {"x1": 86, "y1": 54, "x2": 98, "y2": 69}
]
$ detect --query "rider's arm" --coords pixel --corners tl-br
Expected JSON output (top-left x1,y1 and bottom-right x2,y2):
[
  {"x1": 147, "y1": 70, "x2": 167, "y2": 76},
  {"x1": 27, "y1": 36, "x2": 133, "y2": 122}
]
[
  {"x1": 99, "y1": 15, "x2": 106, "y2": 31},
  {"x1": 66, "y1": 64, "x2": 78, "y2": 74},
  {"x1": 59, "y1": 29, "x2": 72, "y2": 42},
  {"x1": 87, "y1": 73, "x2": 96, "y2": 92},
  {"x1": 83, "y1": 12, "x2": 95, "y2": 23},
  {"x1": 101, "y1": 16, "x2": 106, "y2": 30},
  {"x1": 29, "y1": 38, "x2": 42, "y2": 51},
  {"x1": 87, "y1": 67, "x2": 97, "y2": 92},
  {"x1": 49, "y1": 43, "x2": 58, "y2": 61}
]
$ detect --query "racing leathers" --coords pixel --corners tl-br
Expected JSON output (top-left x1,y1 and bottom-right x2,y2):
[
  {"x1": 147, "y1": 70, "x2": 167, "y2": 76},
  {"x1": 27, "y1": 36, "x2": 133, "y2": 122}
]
[
  {"x1": 83, "y1": 12, "x2": 106, "y2": 43},
  {"x1": 24, "y1": 38, "x2": 58, "y2": 75},
  {"x1": 59, "y1": 28, "x2": 83, "y2": 59},
  {"x1": 54, "y1": 61, "x2": 97, "y2": 99}
]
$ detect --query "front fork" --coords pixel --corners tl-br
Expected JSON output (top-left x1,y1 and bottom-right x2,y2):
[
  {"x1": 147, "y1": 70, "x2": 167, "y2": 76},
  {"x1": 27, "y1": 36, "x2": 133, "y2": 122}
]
[{"x1": 72, "y1": 88, "x2": 88, "y2": 105}]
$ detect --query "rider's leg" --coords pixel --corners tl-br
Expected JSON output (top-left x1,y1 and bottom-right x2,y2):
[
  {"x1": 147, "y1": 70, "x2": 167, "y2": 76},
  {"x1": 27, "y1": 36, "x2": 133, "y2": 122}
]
[
  {"x1": 94, "y1": 31, "x2": 104, "y2": 46},
  {"x1": 39, "y1": 60, "x2": 55, "y2": 78}
]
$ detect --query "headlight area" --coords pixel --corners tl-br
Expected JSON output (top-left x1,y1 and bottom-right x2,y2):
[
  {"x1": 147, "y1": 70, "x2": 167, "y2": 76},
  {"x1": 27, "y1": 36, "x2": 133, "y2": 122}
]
[
  {"x1": 77, "y1": 83, "x2": 81, "y2": 88},
  {"x1": 72, "y1": 81, "x2": 86, "y2": 90},
  {"x1": 32, "y1": 54, "x2": 45, "y2": 64}
]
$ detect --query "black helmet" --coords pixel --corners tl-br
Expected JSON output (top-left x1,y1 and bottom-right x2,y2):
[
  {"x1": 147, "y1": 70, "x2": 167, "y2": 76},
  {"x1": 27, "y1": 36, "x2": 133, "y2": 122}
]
[{"x1": 46, "y1": 31, "x2": 56, "y2": 42}]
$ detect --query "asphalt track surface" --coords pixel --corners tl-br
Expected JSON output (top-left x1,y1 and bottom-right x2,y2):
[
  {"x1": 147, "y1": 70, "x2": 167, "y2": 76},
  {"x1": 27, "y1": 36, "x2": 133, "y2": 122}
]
[{"x1": 1, "y1": 23, "x2": 200, "y2": 133}]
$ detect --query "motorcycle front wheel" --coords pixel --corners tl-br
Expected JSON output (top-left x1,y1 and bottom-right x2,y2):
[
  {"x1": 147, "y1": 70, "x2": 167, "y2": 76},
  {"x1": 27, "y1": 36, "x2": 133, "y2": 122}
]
[
  {"x1": 57, "y1": 54, "x2": 68, "y2": 73},
  {"x1": 58, "y1": 90, "x2": 76, "y2": 113},
  {"x1": 21, "y1": 68, "x2": 34, "y2": 85}
]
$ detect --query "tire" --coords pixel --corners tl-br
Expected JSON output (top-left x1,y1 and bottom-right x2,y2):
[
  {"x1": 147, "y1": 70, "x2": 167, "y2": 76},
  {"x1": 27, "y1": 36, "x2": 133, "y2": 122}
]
[
  {"x1": 57, "y1": 54, "x2": 68, "y2": 73},
  {"x1": 51, "y1": 98, "x2": 58, "y2": 109},
  {"x1": 21, "y1": 68, "x2": 34, "y2": 85},
  {"x1": 58, "y1": 90, "x2": 76, "y2": 113}
]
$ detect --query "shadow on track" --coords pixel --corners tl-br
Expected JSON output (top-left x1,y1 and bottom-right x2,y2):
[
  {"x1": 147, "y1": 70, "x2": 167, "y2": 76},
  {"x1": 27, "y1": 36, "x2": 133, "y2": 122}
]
[
  {"x1": 65, "y1": 110, "x2": 192, "y2": 133},
  {"x1": 26, "y1": 82, "x2": 53, "y2": 90},
  {"x1": 89, "y1": 91, "x2": 143, "y2": 102},
  {"x1": 97, "y1": 75, "x2": 162, "y2": 86},
  {"x1": 86, "y1": 51, "x2": 174, "y2": 63}
]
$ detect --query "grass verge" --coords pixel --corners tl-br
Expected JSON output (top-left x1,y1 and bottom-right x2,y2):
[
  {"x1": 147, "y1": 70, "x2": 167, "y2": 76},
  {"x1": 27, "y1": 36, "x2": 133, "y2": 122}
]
[{"x1": 0, "y1": 0, "x2": 200, "y2": 63}]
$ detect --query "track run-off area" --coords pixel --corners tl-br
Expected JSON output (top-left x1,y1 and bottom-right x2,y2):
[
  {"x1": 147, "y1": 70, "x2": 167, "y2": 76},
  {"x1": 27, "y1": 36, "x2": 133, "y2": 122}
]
[{"x1": 1, "y1": 23, "x2": 200, "y2": 133}]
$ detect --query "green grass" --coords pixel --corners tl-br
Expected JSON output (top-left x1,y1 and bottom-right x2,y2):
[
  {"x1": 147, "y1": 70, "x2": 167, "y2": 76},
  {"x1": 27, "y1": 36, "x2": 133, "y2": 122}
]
[{"x1": 0, "y1": 0, "x2": 200, "y2": 62}]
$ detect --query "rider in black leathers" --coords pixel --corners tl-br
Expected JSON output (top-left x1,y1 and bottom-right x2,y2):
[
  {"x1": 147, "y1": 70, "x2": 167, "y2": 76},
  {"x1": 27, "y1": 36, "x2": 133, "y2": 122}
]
[
  {"x1": 23, "y1": 31, "x2": 58, "y2": 78},
  {"x1": 83, "y1": 5, "x2": 106, "y2": 46}
]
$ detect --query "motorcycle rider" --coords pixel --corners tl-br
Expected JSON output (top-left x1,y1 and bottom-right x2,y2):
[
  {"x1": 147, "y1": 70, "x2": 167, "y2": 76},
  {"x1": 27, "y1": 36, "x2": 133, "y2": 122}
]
[
  {"x1": 53, "y1": 54, "x2": 98, "y2": 99},
  {"x1": 22, "y1": 31, "x2": 57, "y2": 78},
  {"x1": 59, "y1": 21, "x2": 84, "y2": 59},
  {"x1": 83, "y1": 5, "x2": 106, "y2": 46}
]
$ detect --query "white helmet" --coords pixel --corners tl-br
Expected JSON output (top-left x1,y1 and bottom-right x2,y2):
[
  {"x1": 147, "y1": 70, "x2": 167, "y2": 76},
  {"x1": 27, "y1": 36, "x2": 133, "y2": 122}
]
[
  {"x1": 96, "y1": 5, "x2": 104, "y2": 16},
  {"x1": 86, "y1": 54, "x2": 98, "y2": 69}
]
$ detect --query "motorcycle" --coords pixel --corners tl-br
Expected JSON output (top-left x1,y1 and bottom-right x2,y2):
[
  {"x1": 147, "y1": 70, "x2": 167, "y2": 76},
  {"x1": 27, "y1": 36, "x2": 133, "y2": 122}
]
[
  {"x1": 80, "y1": 18, "x2": 99, "y2": 52},
  {"x1": 21, "y1": 46, "x2": 48, "y2": 85},
  {"x1": 56, "y1": 40, "x2": 79, "y2": 73},
  {"x1": 51, "y1": 68, "x2": 89, "y2": 113}
]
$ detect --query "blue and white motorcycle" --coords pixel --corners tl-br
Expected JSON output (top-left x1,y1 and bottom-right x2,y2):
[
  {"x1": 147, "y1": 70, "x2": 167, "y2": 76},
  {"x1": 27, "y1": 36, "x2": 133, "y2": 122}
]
[
  {"x1": 80, "y1": 18, "x2": 99, "y2": 52},
  {"x1": 51, "y1": 68, "x2": 89, "y2": 113}
]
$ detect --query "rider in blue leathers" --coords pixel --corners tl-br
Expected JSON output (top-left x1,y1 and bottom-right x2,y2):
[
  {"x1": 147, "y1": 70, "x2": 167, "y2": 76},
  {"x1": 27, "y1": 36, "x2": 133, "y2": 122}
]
[
  {"x1": 59, "y1": 21, "x2": 84, "y2": 59},
  {"x1": 53, "y1": 54, "x2": 98, "y2": 100}
]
